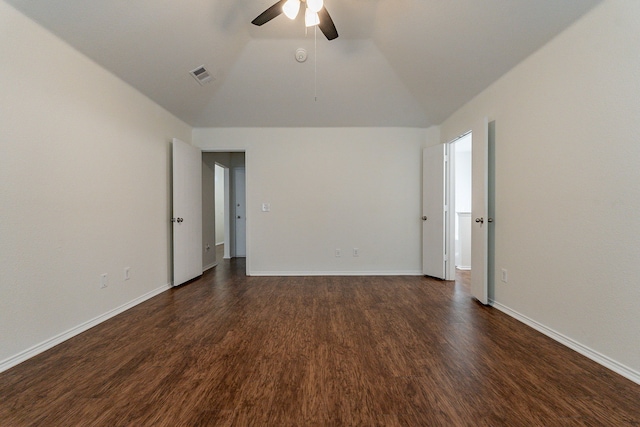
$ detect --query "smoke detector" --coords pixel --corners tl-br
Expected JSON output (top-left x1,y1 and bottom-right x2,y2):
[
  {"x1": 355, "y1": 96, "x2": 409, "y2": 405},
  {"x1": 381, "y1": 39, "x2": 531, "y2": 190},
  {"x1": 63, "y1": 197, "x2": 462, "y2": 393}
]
[
  {"x1": 295, "y1": 48, "x2": 307, "y2": 63},
  {"x1": 189, "y1": 65, "x2": 214, "y2": 86}
]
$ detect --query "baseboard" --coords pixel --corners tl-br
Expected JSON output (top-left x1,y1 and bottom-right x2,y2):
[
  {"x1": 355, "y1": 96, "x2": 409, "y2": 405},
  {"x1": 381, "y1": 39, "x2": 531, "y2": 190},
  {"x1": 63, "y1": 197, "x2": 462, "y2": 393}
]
[
  {"x1": 491, "y1": 300, "x2": 640, "y2": 386},
  {"x1": 203, "y1": 262, "x2": 218, "y2": 272},
  {"x1": 0, "y1": 282, "x2": 172, "y2": 374},
  {"x1": 249, "y1": 270, "x2": 423, "y2": 277}
]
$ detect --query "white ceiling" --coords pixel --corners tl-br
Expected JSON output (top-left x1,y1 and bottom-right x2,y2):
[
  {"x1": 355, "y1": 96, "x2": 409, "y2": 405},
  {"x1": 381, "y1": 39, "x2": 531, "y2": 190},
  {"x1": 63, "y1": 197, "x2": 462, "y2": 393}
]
[{"x1": 5, "y1": 0, "x2": 601, "y2": 127}]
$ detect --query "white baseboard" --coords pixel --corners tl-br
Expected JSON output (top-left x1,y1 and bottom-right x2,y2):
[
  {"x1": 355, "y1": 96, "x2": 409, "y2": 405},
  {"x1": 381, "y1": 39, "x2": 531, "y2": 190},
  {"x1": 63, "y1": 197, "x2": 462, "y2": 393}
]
[
  {"x1": 0, "y1": 283, "x2": 172, "y2": 374},
  {"x1": 456, "y1": 266, "x2": 471, "y2": 270},
  {"x1": 491, "y1": 300, "x2": 640, "y2": 386},
  {"x1": 249, "y1": 270, "x2": 423, "y2": 277},
  {"x1": 203, "y1": 262, "x2": 218, "y2": 272}
]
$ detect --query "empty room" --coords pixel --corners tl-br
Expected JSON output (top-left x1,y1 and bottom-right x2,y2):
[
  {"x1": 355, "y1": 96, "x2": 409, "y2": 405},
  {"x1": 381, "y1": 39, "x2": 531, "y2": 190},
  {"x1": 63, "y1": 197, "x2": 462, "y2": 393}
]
[{"x1": 1, "y1": 0, "x2": 639, "y2": 425}]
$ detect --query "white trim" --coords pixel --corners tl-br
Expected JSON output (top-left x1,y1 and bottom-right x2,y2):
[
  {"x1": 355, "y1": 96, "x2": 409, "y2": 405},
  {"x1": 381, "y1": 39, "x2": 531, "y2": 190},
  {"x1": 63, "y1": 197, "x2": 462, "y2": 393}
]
[
  {"x1": 491, "y1": 300, "x2": 640, "y2": 386},
  {"x1": 249, "y1": 270, "x2": 423, "y2": 277},
  {"x1": 203, "y1": 262, "x2": 218, "y2": 272},
  {"x1": 0, "y1": 283, "x2": 172, "y2": 374}
]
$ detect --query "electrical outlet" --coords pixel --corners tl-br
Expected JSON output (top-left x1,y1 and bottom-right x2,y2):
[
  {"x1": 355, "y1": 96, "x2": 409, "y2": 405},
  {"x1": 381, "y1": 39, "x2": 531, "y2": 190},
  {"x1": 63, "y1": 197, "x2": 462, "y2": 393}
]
[
  {"x1": 100, "y1": 273, "x2": 108, "y2": 288},
  {"x1": 501, "y1": 268, "x2": 508, "y2": 283},
  {"x1": 124, "y1": 267, "x2": 130, "y2": 281},
  {"x1": 335, "y1": 249, "x2": 341, "y2": 257},
  {"x1": 353, "y1": 248, "x2": 359, "y2": 257}
]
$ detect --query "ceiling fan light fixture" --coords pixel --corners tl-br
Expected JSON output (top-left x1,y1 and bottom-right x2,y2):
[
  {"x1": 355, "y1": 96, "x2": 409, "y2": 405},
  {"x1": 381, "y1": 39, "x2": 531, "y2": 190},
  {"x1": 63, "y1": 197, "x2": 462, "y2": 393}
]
[
  {"x1": 306, "y1": 0, "x2": 323, "y2": 13},
  {"x1": 305, "y1": 8, "x2": 320, "y2": 27},
  {"x1": 283, "y1": 0, "x2": 300, "y2": 20},
  {"x1": 251, "y1": 0, "x2": 338, "y2": 40}
]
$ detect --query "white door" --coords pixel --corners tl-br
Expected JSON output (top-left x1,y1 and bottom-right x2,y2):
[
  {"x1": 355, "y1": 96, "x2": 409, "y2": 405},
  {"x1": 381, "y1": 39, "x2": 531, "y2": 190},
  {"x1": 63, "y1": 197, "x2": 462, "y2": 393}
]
[
  {"x1": 233, "y1": 167, "x2": 246, "y2": 257},
  {"x1": 172, "y1": 138, "x2": 203, "y2": 286},
  {"x1": 471, "y1": 118, "x2": 489, "y2": 304},
  {"x1": 422, "y1": 144, "x2": 446, "y2": 279}
]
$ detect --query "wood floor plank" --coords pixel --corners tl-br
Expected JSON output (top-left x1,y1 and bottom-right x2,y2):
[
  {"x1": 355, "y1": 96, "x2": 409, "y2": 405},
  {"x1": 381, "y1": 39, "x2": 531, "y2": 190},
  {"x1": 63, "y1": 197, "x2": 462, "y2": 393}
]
[{"x1": 1, "y1": 261, "x2": 639, "y2": 426}]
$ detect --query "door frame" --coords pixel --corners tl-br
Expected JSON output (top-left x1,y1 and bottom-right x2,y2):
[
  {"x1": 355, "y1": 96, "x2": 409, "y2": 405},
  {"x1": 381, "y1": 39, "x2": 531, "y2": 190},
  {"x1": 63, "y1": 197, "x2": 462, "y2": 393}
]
[
  {"x1": 201, "y1": 149, "x2": 249, "y2": 275},
  {"x1": 440, "y1": 118, "x2": 493, "y2": 304},
  {"x1": 222, "y1": 164, "x2": 231, "y2": 259},
  {"x1": 445, "y1": 131, "x2": 472, "y2": 281}
]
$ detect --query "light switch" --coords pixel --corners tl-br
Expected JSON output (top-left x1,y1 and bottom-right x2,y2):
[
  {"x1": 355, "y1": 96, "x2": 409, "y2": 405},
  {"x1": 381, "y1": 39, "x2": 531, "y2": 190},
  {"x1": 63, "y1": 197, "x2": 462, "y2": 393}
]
[{"x1": 261, "y1": 203, "x2": 271, "y2": 212}]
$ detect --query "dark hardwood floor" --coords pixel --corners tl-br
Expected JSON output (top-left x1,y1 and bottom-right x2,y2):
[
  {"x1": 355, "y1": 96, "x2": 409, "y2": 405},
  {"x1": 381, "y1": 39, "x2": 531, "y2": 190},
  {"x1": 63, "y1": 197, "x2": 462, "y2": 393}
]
[{"x1": 1, "y1": 259, "x2": 639, "y2": 426}]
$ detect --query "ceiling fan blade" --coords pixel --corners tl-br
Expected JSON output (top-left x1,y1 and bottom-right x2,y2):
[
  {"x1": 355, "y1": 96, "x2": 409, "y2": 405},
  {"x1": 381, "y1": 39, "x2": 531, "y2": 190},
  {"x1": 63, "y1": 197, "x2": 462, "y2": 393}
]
[
  {"x1": 317, "y1": 7, "x2": 338, "y2": 40},
  {"x1": 251, "y1": 0, "x2": 287, "y2": 26}
]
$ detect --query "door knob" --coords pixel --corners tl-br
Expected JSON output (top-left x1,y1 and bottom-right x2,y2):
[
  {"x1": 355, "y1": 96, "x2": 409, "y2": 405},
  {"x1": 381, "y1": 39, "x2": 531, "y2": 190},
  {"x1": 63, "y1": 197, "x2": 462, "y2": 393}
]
[
  {"x1": 237, "y1": 215, "x2": 241, "y2": 219},
  {"x1": 487, "y1": 218, "x2": 494, "y2": 223},
  {"x1": 177, "y1": 217, "x2": 184, "y2": 223},
  {"x1": 475, "y1": 217, "x2": 483, "y2": 224},
  {"x1": 422, "y1": 216, "x2": 428, "y2": 221}
]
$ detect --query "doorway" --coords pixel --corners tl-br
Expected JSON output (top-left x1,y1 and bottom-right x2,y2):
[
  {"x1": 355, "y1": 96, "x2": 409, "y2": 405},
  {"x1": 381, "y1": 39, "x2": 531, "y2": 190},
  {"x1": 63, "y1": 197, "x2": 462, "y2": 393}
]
[
  {"x1": 202, "y1": 152, "x2": 246, "y2": 266},
  {"x1": 422, "y1": 134, "x2": 474, "y2": 282},
  {"x1": 425, "y1": 120, "x2": 493, "y2": 303},
  {"x1": 214, "y1": 163, "x2": 227, "y2": 260},
  {"x1": 449, "y1": 120, "x2": 495, "y2": 304},
  {"x1": 448, "y1": 133, "x2": 473, "y2": 279}
]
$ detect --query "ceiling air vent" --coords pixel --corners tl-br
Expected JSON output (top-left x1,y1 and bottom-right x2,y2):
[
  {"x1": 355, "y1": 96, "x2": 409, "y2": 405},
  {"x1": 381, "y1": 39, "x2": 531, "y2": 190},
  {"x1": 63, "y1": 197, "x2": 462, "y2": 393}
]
[{"x1": 189, "y1": 65, "x2": 213, "y2": 86}]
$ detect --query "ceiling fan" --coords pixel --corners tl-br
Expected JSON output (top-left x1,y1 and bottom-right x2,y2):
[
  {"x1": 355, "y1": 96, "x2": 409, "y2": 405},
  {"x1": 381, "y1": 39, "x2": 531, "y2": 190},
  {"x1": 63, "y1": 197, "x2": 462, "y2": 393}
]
[{"x1": 251, "y1": 0, "x2": 339, "y2": 41}]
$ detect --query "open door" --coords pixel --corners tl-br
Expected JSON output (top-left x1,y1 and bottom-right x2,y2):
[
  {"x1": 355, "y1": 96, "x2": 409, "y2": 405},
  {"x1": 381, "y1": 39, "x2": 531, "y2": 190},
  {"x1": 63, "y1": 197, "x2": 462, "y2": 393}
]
[
  {"x1": 471, "y1": 118, "x2": 490, "y2": 304},
  {"x1": 172, "y1": 138, "x2": 203, "y2": 286},
  {"x1": 422, "y1": 144, "x2": 446, "y2": 279}
]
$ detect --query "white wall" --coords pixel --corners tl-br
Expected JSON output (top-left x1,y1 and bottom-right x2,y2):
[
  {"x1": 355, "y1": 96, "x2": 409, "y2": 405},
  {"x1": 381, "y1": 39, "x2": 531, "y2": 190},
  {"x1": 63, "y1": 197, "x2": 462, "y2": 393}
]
[
  {"x1": 454, "y1": 136, "x2": 472, "y2": 213},
  {"x1": 193, "y1": 127, "x2": 440, "y2": 275},
  {"x1": 0, "y1": 2, "x2": 191, "y2": 370},
  {"x1": 441, "y1": 0, "x2": 640, "y2": 380}
]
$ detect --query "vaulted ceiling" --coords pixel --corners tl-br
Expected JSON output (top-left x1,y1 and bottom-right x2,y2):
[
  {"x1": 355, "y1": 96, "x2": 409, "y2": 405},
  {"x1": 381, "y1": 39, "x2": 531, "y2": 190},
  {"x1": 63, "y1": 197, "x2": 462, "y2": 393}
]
[{"x1": 5, "y1": 0, "x2": 601, "y2": 127}]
